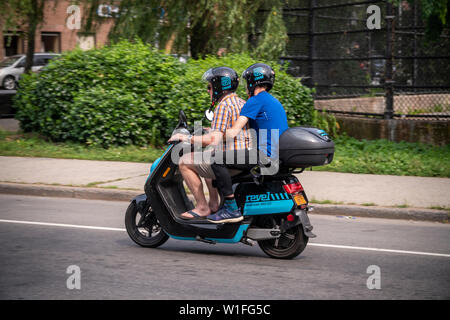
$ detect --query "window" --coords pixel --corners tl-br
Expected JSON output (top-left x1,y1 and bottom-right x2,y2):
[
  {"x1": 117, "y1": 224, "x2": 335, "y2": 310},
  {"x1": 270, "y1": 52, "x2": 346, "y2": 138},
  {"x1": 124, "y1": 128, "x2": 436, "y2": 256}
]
[
  {"x1": 41, "y1": 33, "x2": 61, "y2": 53},
  {"x1": 0, "y1": 56, "x2": 23, "y2": 67},
  {"x1": 15, "y1": 58, "x2": 25, "y2": 68},
  {"x1": 3, "y1": 33, "x2": 25, "y2": 56},
  {"x1": 33, "y1": 56, "x2": 46, "y2": 67},
  {"x1": 32, "y1": 55, "x2": 58, "y2": 67}
]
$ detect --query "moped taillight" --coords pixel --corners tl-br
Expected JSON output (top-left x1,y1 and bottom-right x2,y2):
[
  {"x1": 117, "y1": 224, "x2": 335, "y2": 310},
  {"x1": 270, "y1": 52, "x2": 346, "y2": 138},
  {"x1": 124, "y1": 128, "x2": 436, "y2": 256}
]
[
  {"x1": 283, "y1": 182, "x2": 304, "y2": 194},
  {"x1": 283, "y1": 181, "x2": 308, "y2": 207}
]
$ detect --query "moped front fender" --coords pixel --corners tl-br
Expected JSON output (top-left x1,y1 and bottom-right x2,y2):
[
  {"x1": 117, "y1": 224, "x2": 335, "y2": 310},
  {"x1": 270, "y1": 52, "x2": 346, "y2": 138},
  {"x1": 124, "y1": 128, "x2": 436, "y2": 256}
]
[{"x1": 131, "y1": 193, "x2": 148, "y2": 215}]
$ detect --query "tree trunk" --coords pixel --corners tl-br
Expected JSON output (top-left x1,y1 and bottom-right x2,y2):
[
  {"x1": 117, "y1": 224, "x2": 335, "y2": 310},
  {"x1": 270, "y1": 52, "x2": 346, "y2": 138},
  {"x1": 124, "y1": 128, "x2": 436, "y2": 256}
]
[
  {"x1": 164, "y1": 31, "x2": 177, "y2": 54},
  {"x1": 24, "y1": 28, "x2": 36, "y2": 73},
  {"x1": 189, "y1": 20, "x2": 214, "y2": 59},
  {"x1": 24, "y1": 0, "x2": 40, "y2": 74}
]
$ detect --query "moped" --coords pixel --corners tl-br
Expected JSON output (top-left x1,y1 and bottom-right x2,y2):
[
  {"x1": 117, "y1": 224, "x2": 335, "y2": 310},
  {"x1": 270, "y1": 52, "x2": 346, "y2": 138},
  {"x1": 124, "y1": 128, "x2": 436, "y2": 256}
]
[{"x1": 125, "y1": 110, "x2": 334, "y2": 259}]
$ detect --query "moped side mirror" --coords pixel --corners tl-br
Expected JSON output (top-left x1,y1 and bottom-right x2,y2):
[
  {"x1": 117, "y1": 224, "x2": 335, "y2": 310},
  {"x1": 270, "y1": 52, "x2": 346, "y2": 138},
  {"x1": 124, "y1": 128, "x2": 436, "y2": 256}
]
[
  {"x1": 176, "y1": 110, "x2": 188, "y2": 128},
  {"x1": 204, "y1": 109, "x2": 214, "y2": 122}
]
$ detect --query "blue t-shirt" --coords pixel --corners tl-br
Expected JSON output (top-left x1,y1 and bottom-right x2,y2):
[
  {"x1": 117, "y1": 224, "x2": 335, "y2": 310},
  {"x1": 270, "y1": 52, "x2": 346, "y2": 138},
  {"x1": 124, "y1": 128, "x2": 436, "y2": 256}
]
[{"x1": 240, "y1": 91, "x2": 288, "y2": 158}]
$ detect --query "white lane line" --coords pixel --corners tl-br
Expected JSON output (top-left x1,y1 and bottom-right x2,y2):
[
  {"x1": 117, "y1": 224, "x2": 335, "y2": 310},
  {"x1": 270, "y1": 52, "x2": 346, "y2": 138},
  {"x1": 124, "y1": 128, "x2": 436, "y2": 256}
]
[
  {"x1": 1, "y1": 218, "x2": 449, "y2": 258},
  {"x1": 309, "y1": 243, "x2": 450, "y2": 258},
  {"x1": 0, "y1": 219, "x2": 126, "y2": 232}
]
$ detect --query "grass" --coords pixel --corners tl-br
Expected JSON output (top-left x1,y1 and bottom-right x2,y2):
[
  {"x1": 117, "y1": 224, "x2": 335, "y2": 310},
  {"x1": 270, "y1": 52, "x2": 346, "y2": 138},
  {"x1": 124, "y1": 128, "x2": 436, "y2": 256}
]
[
  {"x1": 0, "y1": 130, "x2": 164, "y2": 163},
  {"x1": 428, "y1": 206, "x2": 450, "y2": 211},
  {"x1": 406, "y1": 103, "x2": 449, "y2": 115},
  {"x1": 361, "y1": 203, "x2": 376, "y2": 207},
  {"x1": 313, "y1": 135, "x2": 450, "y2": 177},
  {"x1": 0, "y1": 130, "x2": 449, "y2": 177},
  {"x1": 309, "y1": 198, "x2": 344, "y2": 205}
]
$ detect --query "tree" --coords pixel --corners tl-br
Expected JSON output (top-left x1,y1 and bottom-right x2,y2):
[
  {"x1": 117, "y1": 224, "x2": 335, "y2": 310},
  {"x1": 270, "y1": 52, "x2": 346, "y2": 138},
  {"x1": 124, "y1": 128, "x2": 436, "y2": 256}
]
[
  {"x1": 82, "y1": 0, "x2": 288, "y2": 60},
  {"x1": 254, "y1": 3, "x2": 288, "y2": 61},
  {"x1": 0, "y1": 0, "x2": 47, "y2": 73},
  {"x1": 418, "y1": 0, "x2": 449, "y2": 40},
  {"x1": 396, "y1": 0, "x2": 449, "y2": 40}
]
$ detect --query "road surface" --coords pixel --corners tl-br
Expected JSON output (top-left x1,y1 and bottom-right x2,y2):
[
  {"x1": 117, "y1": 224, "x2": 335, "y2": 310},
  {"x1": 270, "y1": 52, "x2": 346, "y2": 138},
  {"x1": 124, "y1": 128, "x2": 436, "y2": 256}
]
[{"x1": 0, "y1": 194, "x2": 449, "y2": 300}]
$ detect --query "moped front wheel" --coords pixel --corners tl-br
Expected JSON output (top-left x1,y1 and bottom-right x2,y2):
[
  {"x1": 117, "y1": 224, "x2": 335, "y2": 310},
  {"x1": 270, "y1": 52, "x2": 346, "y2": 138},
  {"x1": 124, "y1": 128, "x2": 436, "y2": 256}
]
[
  {"x1": 125, "y1": 201, "x2": 168, "y2": 248},
  {"x1": 258, "y1": 224, "x2": 308, "y2": 259}
]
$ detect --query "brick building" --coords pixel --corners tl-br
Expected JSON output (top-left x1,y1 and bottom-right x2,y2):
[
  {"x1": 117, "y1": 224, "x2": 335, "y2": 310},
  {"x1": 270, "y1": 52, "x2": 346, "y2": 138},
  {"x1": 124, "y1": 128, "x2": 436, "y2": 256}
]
[{"x1": 0, "y1": 0, "x2": 114, "y2": 61}]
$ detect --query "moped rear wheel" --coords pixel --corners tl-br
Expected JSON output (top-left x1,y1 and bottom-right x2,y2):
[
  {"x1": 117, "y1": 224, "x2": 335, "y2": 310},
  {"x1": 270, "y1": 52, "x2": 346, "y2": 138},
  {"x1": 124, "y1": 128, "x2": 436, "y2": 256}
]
[
  {"x1": 125, "y1": 201, "x2": 168, "y2": 248},
  {"x1": 258, "y1": 224, "x2": 308, "y2": 259}
]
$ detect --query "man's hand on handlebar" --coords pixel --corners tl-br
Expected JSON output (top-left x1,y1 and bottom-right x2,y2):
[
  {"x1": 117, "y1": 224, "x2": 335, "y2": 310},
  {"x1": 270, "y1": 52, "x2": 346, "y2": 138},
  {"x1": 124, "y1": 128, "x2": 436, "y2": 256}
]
[{"x1": 168, "y1": 133, "x2": 191, "y2": 143}]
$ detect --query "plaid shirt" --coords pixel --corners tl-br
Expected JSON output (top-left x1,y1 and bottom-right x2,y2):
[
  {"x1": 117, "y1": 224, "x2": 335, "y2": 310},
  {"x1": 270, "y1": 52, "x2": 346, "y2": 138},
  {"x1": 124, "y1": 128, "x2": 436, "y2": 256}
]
[{"x1": 211, "y1": 93, "x2": 250, "y2": 151}]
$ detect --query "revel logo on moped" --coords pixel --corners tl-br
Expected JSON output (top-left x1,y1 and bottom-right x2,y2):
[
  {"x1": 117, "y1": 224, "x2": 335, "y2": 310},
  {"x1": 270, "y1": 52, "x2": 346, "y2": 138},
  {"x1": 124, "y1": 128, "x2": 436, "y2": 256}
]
[
  {"x1": 243, "y1": 191, "x2": 294, "y2": 215},
  {"x1": 246, "y1": 192, "x2": 290, "y2": 202}
]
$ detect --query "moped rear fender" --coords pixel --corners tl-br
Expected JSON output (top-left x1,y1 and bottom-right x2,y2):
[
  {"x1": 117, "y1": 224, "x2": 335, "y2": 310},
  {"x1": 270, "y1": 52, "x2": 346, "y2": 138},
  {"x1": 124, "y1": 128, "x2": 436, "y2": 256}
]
[{"x1": 281, "y1": 209, "x2": 316, "y2": 238}]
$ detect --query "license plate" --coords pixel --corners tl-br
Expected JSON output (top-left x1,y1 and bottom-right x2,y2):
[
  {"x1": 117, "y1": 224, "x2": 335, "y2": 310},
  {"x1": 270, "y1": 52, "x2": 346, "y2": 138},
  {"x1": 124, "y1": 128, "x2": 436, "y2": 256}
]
[{"x1": 293, "y1": 194, "x2": 307, "y2": 206}]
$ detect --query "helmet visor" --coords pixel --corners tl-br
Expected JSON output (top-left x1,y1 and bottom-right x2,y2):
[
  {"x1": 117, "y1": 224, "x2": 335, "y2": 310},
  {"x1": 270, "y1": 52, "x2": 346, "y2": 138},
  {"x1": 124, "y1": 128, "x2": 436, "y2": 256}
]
[{"x1": 201, "y1": 68, "x2": 215, "y2": 83}]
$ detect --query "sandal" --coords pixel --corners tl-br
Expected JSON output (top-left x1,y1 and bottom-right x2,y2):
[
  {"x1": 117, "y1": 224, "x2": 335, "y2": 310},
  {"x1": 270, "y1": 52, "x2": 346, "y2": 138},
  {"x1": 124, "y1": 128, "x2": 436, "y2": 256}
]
[{"x1": 180, "y1": 210, "x2": 206, "y2": 220}]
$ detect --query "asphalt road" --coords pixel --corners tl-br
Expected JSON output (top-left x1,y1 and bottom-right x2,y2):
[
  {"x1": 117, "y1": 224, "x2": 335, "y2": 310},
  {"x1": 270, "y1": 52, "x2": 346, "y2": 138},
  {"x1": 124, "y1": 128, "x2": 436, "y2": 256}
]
[{"x1": 0, "y1": 194, "x2": 449, "y2": 300}]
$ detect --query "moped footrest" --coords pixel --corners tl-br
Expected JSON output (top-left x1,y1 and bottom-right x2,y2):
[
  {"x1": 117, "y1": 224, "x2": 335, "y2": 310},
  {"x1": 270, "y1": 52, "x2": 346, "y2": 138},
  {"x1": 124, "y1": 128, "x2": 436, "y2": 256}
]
[
  {"x1": 176, "y1": 217, "x2": 219, "y2": 225},
  {"x1": 196, "y1": 236, "x2": 216, "y2": 244}
]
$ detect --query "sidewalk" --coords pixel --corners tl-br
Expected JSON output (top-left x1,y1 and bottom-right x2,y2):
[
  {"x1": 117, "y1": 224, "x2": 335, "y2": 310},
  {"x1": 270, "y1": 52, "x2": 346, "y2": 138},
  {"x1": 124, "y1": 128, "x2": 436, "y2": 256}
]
[
  {"x1": 0, "y1": 156, "x2": 448, "y2": 222},
  {"x1": 0, "y1": 119, "x2": 19, "y2": 132}
]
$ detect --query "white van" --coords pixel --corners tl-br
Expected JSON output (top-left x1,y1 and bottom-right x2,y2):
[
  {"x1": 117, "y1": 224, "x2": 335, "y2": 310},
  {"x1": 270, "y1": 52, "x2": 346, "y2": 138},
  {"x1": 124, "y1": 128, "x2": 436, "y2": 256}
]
[{"x1": 0, "y1": 53, "x2": 60, "y2": 90}]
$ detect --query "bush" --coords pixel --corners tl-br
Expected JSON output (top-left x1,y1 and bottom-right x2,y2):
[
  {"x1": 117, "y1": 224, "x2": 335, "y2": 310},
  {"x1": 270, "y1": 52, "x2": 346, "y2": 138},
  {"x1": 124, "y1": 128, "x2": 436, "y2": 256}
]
[
  {"x1": 15, "y1": 39, "x2": 184, "y2": 147},
  {"x1": 311, "y1": 109, "x2": 340, "y2": 138},
  {"x1": 14, "y1": 40, "x2": 315, "y2": 147}
]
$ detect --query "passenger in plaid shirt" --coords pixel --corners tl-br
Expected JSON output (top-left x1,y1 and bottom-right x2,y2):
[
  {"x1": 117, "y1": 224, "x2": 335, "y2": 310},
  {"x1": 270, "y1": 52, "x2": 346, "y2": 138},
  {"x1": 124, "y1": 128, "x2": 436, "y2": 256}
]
[{"x1": 168, "y1": 67, "x2": 249, "y2": 221}]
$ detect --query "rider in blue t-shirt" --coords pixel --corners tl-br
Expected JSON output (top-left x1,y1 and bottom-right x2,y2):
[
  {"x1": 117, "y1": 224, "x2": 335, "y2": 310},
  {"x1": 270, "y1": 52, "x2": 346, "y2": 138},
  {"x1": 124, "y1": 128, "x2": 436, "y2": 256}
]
[
  {"x1": 239, "y1": 88, "x2": 288, "y2": 159},
  {"x1": 207, "y1": 63, "x2": 289, "y2": 224},
  {"x1": 226, "y1": 63, "x2": 288, "y2": 159}
]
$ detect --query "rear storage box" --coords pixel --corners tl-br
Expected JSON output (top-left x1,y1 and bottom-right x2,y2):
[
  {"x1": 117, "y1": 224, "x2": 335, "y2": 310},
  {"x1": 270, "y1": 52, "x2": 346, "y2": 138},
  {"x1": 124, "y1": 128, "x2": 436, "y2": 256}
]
[{"x1": 279, "y1": 127, "x2": 334, "y2": 167}]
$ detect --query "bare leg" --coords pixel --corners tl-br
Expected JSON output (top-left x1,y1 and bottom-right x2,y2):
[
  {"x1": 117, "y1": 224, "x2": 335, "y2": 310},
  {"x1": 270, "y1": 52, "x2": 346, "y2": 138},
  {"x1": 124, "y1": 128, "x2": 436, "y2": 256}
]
[
  {"x1": 205, "y1": 178, "x2": 220, "y2": 213},
  {"x1": 179, "y1": 153, "x2": 211, "y2": 218}
]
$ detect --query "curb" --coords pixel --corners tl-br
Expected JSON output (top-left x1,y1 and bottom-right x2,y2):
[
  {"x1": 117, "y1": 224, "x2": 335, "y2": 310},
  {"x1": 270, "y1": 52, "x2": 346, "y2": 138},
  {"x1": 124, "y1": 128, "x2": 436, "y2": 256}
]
[
  {"x1": 0, "y1": 182, "x2": 448, "y2": 223},
  {"x1": 0, "y1": 182, "x2": 141, "y2": 202},
  {"x1": 310, "y1": 203, "x2": 448, "y2": 223}
]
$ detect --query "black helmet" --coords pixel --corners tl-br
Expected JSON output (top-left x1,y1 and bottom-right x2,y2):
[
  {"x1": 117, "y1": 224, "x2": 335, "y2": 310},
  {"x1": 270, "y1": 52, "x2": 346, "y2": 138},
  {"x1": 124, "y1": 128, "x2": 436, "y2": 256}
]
[
  {"x1": 202, "y1": 67, "x2": 239, "y2": 103},
  {"x1": 242, "y1": 63, "x2": 275, "y2": 97}
]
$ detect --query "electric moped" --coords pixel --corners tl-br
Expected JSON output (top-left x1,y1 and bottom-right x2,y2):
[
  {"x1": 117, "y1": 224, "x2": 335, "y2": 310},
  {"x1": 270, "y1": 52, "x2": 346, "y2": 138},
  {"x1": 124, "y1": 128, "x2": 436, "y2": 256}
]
[{"x1": 125, "y1": 110, "x2": 334, "y2": 259}]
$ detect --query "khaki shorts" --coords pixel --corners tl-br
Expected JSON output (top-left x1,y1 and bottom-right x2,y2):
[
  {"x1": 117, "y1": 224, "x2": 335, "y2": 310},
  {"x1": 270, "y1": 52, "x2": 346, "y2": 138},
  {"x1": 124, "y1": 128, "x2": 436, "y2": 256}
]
[
  {"x1": 184, "y1": 151, "x2": 216, "y2": 179},
  {"x1": 195, "y1": 162, "x2": 216, "y2": 179},
  {"x1": 182, "y1": 149, "x2": 262, "y2": 179}
]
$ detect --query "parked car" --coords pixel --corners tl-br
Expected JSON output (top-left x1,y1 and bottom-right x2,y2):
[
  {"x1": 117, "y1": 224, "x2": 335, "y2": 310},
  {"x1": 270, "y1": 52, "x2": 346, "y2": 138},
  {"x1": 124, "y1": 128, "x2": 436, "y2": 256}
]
[{"x1": 0, "y1": 53, "x2": 60, "y2": 90}]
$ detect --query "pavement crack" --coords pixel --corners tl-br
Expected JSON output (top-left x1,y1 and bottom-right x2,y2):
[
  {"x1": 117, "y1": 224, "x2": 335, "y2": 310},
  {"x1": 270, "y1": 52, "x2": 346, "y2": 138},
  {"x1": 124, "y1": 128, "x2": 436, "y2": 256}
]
[{"x1": 85, "y1": 174, "x2": 146, "y2": 187}]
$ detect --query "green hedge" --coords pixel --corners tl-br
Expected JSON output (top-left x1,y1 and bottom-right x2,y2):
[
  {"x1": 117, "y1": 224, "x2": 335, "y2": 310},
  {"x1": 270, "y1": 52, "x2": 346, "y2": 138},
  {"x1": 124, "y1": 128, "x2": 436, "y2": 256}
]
[
  {"x1": 14, "y1": 40, "x2": 315, "y2": 147},
  {"x1": 14, "y1": 40, "x2": 184, "y2": 147},
  {"x1": 171, "y1": 53, "x2": 315, "y2": 128}
]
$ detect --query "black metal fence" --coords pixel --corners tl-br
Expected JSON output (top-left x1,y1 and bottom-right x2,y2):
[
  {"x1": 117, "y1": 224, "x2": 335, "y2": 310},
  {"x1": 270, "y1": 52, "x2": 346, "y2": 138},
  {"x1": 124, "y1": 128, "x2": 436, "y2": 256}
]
[{"x1": 262, "y1": 0, "x2": 450, "y2": 120}]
